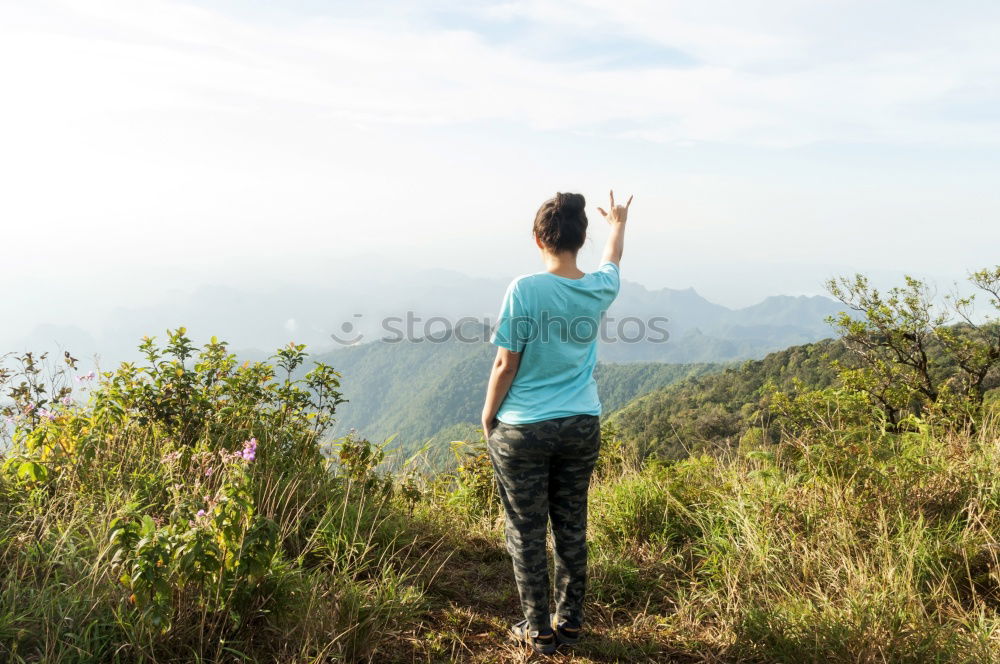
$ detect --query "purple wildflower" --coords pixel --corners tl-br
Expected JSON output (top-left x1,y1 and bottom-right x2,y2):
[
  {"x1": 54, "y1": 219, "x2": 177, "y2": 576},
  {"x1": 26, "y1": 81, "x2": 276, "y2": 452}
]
[
  {"x1": 61, "y1": 395, "x2": 73, "y2": 406},
  {"x1": 240, "y1": 437, "x2": 257, "y2": 462},
  {"x1": 37, "y1": 408, "x2": 57, "y2": 421},
  {"x1": 196, "y1": 509, "x2": 206, "y2": 518},
  {"x1": 205, "y1": 467, "x2": 214, "y2": 476}
]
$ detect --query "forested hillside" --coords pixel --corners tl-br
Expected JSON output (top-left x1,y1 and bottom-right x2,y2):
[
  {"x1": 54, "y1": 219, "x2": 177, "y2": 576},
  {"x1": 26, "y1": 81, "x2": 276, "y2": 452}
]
[
  {"x1": 595, "y1": 361, "x2": 720, "y2": 413},
  {"x1": 607, "y1": 337, "x2": 849, "y2": 459},
  {"x1": 317, "y1": 336, "x2": 718, "y2": 461},
  {"x1": 315, "y1": 335, "x2": 496, "y2": 450}
]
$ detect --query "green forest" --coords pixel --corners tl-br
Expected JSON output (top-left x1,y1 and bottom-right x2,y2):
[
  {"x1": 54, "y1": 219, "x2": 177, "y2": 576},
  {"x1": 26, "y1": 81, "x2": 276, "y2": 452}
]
[
  {"x1": 319, "y1": 335, "x2": 719, "y2": 465},
  {"x1": 2, "y1": 267, "x2": 1000, "y2": 663}
]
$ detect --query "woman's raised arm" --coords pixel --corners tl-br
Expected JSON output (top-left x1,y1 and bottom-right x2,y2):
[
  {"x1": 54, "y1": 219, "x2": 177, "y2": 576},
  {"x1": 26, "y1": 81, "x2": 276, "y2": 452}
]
[{"x1": 597, "y1": 189, "x2": 632, "y2": 266}]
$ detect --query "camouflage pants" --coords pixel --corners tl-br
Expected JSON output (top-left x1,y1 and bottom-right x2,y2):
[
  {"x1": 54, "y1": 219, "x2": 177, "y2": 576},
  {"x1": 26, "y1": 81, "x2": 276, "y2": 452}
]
[{"x1": 487, "y1": 413, "x2": 601, "y2": 633}]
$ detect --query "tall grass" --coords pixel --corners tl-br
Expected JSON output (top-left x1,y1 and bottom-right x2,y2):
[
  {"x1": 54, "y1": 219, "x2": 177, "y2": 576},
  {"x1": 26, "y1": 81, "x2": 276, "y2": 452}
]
[
  {"x1": 0, "y1": 440, "x2": 440, "y2": 662},
  {"x1": 583, "y1": 414, "x2": 1000, "y2": 662}
]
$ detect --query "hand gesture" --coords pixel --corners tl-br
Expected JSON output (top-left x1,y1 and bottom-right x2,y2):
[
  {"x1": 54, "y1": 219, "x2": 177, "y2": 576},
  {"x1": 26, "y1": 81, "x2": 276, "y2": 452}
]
[{"x1": 597, "y1": 190, "x2": 633, "y2": 225}]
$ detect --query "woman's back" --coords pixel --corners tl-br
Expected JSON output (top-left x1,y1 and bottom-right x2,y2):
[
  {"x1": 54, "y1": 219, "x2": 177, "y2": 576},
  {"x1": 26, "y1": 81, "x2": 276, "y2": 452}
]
[{"x1": 491, "y1": 262, "x2": 620, "y2": 424}]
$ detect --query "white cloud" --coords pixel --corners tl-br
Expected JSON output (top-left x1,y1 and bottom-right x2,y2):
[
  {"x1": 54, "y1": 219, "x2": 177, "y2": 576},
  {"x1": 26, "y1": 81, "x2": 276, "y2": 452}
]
[{"x1": 2, "y1": 0, "x2": 998, "y2": 149}]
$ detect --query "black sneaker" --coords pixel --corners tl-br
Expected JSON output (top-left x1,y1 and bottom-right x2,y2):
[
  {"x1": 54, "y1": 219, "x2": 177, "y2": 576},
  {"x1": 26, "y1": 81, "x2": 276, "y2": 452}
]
[
  {"x1": 552, "y1": 618, "x2": 582, "y2": 646},
  {"x1": 508, "y1": 619, "x2": 557, "y2": 655}
]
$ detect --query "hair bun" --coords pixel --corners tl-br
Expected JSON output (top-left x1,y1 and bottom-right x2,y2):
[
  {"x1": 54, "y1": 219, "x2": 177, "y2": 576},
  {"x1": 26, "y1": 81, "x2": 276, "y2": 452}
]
[
  {"x1": 555, "y1": 192, "x2": 585, "y2": 214},
  {"x1": 534, "y1": 192, "x2": 588, "y2": 254}
]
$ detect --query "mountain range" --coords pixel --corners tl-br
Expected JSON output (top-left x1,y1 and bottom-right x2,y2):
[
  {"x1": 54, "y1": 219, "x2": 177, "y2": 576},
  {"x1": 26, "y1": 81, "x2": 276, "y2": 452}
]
[{"x1": 12, "y1": 266, "x2": 844, "y2": 369}]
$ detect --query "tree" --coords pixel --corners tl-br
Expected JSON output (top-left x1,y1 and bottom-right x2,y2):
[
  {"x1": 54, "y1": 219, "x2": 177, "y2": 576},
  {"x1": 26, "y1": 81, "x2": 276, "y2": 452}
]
[{"x1": 826, "y1": 266, "x2": 1000, "y2": 428}]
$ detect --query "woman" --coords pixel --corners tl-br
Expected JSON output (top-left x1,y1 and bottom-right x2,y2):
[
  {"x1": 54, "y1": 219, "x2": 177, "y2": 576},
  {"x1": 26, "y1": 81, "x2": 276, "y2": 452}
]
[{"x1": 482, "y1": 189, "x2": 632, "y2": 655}]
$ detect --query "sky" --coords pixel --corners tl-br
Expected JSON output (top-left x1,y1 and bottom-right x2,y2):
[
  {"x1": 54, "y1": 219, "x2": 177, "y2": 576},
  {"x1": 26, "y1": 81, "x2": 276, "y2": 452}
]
[{"x1": 2, "y1": 0, "x2": 999, "y2": 348}]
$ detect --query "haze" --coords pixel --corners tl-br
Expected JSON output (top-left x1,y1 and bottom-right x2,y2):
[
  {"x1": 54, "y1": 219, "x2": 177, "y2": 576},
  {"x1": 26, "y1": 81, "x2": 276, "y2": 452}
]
[{"x1": 2, "y1": 0, "x2": 999, "y2": 355}]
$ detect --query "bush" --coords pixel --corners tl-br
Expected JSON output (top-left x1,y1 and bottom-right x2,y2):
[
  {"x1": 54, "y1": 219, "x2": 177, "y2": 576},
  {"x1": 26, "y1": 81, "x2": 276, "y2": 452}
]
[{"x1": 0, "y1": 330, "x2": 429, "y2": 663}]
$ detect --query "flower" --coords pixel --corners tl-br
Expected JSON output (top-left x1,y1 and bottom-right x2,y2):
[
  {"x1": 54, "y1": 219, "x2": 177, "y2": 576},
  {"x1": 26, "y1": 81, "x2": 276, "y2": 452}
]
[
  {"x1": 205, "y1": 467, "x2": 214, "y2": 476},
  {"x1": 75, "y1": 371, "x2": 96, "y2": 382},
  {"x1": 60, "y1": 395, "x2": 73, "y2": 406},
  {"x1": 37, "y1": 408, "x2": 57, "y2": 421},
  {"x1": 196, "y1": 509, "x2": 206, "y2": 518},
  {"x1": 240, "y1": 437, "x2": 257, "y2": 462}
]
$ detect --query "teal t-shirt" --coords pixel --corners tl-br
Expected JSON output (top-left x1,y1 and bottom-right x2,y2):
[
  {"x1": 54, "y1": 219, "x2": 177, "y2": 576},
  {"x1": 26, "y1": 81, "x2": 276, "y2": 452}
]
[{"x1": 490, "y1": 261, "x2": 621, "y2": 424}]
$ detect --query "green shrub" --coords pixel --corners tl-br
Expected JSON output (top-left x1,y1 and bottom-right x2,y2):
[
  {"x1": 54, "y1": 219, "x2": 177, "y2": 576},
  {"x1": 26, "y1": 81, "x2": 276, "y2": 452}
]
[{"x1": 0, "y1": 331, "x2": 429, "y2": 663}]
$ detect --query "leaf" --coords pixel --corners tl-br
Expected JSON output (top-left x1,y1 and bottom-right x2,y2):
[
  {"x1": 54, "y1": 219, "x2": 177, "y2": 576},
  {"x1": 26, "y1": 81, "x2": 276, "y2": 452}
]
[{"x1": 17, "y1": 461, "x2": 47, "y2": 482}]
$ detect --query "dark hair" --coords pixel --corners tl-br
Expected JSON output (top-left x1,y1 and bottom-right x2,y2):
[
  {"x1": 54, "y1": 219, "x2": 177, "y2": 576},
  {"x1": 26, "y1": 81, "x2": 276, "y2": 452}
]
[{"x1": 533, "y1": 192, "x2": 587, "y2": 253}]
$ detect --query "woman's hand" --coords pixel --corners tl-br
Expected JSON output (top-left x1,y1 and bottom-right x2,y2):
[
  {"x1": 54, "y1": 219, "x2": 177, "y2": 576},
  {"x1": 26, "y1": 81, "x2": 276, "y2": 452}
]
[
  {"x1": 597, "y1": 189, "x2": 633, "y2": 225},
  {"x1": 599, "y1": 189, "x2": 632, "y2": 265},
  {"x1": 482, "y1": 413, "x2": 497, "y2": 439}
]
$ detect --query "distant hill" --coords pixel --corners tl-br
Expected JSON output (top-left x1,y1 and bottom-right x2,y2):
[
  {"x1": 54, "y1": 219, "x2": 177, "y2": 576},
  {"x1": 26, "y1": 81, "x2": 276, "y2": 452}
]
[{"x1": 600, "y1": 291, "x2": 843, "y2": 362}]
